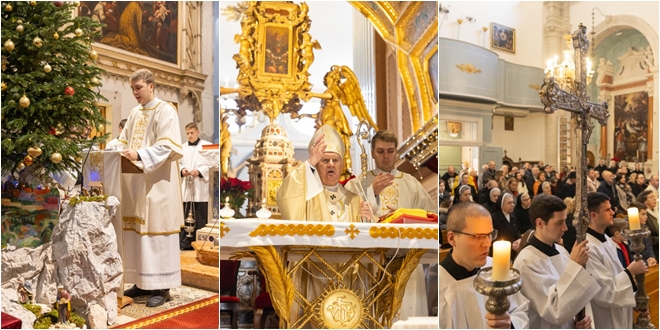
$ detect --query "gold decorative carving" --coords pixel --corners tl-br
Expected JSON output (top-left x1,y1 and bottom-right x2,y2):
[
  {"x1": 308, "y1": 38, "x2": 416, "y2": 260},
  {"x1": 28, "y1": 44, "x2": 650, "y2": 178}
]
[
  {"x1": 247, "y1": 246, "x2": 295, "y2": 327},
  {"x1": 320, "y1": 288, "x2": 363, "y2": 329},
  {"x1": 249, "y1": 224, "x2": 335, "y2": 237},
  {"x1": 400, "y1": 114, "x2": 438, "y2": 169},
  {"x1": 229, "y1": 2, "x2": 318, "y2": 122},
  {"x1": 344, "y1": 224, "x2": 360, "y2": 239},
  {"x1": 529, "y1": 83, "x2": 541, "y2": 90},
  {"x1": 385, "y1": 249, "x2": 428, "y2": 322},
  {"x1": 456, "y1": 63, "x2": 482, "y2": 74},
  {"x1": 267, "y1": 179, "x2": 282, "y2": 206},
  {"x1": 220, "y1": 222, "x2": 229, "y2": 238},
  {"x1": 369, "y1": 226, "x2": 438, "y2": 240}
]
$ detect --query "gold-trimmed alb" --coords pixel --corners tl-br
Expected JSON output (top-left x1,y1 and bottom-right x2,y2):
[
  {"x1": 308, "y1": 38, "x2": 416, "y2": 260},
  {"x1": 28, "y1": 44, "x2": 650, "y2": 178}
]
[
  {"x1": 156, "y1": 137, "x2": 182, "y2": 148},
  {"x1": 369, "y1": 226, "x2": 438, "y2": 240},
  {"x1": 249, "y1": 224, "x2": 335, "y2": 237}
]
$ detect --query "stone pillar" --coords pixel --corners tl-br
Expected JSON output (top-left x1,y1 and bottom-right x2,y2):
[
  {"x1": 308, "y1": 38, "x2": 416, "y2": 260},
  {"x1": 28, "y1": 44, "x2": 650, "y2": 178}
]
[{"x1": 542, "y1": 1, "x2": 570, "y2": 167}]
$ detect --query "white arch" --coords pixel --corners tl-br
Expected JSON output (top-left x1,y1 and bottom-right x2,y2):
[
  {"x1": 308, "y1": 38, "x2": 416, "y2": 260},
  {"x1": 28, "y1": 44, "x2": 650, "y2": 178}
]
[{"x1": 593, "y1": 14, "x2": 658, "y2": 63}]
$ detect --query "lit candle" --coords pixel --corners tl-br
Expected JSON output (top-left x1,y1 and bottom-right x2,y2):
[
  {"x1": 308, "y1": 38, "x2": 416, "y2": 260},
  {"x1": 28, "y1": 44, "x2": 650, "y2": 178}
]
[
  {"x1": 492, "y1": 240, "x2": 511, "y2": 281},
  {"x1": 225, "y1": 196, "x2": 229, "y2": 206},
  {"x1": 629, "y1": 207, "x2": 641, "y2": 230}
]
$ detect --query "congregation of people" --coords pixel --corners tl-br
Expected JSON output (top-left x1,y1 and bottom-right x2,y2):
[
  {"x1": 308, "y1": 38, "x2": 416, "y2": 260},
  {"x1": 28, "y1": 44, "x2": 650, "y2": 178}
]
[{"x1": 439, "y1": 157, "x2": 659, "y2": 329}]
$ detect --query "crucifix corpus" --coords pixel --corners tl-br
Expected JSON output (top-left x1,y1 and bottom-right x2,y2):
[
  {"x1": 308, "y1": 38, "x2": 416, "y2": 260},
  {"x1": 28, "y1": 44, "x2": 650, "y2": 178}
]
[{"x1": 539, "y1": 23, "x2": 609, "y2": 320}]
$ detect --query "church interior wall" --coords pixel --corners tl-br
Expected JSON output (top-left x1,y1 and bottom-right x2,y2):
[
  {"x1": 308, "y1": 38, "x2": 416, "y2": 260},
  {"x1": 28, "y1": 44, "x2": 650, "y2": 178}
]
[
  {"x1": 569, "y1": 2, "x2": 659, "y2": 40},
  {"x1": 439, "y1": 1, "x2": 544, "y2": 68},
  {"x1": 491, "y1": 113, "x2": 546, "y2": 163}
]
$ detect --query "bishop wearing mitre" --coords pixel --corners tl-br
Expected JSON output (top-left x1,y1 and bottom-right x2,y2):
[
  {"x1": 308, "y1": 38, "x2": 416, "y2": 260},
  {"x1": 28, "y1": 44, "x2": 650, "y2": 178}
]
[{"x1": 276, "y1": 124, "x2": 373, "y2": 222}]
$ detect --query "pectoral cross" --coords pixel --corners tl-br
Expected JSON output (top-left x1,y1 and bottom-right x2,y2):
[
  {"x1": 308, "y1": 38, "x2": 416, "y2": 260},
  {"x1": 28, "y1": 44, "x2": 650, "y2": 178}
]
[{"x1": 539, "y1": 23, "x2": 609, "y2": 321}]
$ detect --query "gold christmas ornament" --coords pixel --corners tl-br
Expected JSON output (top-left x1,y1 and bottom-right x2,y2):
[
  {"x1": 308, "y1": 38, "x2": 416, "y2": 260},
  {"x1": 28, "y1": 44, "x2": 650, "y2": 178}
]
[
  {"x1": 30, "y1": 1, "x2": 37, "y2": 6},
  {"x1": 5, "y1": 4, "x2": 12, "y2": 12},
  {"x1": 53, "y1": 32, "x2": 59, "y2": 40},
  {"x1": 4, "y1": 39, "x2": 15, "y2": 52},
  {"x1": 91, "y1": 77, "x2": 99, "y2": 85},
  {"x1": 50, "y1": 152, "x2": 62, "y2": 164},
  {"x1": 74, "y1": 28, "x2": 83, "y2": 37},
  {"x1": 17, "y1": 162, "x2": 25, "y2": 171},
  {"x1": 16, "y1": 20, "x2": 22, "y2": 24},
  {"x1": 1, "y1": 82, "x2": 6, "y2": 91},
  {"x1": 16, "y1": 25, "x2": 24, "y2": 33},
  {"x1": 27, "y1": 147, "x2": 42, "y2": 158},
  {"x1": 89, "y1": 50, "x2": 98, "y2": 61},
  {"x1": 33, "y1": 37, "x2": 43, "y2": 48},
  {"x1": 74, "y1": 156, "x2": 82, "y2": 163},
  {"x1": 44, "y1": 63, "x2": 52, "y2": 73},
  {"x1": 19, "y1": 95, "x2": 30, "y2": 108},
  {"x1": 74, "y1": 1, "x2": 80, "y2": 7},
  {"x1": 23, "y1": 156, "x2": 33, "y2": 166}
]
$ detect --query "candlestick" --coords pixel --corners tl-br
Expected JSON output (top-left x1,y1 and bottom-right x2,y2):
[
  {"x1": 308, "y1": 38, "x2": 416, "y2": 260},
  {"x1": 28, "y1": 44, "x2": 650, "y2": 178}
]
[
  {"x1": 219, "y1": 197, "x2": 235, "y2": 219},
  {"x1": 492, "y1": 241, "x2": 511, "y2": 281},
  {"x1": 622, "y1": 227, "x2": 653, "y2": 329},
  {"x1": 473, "y1": 267, "x2": 522, "y2": 315},
  {"x1": 629, "y1": 207, "x2": 641, "y2": 230}
]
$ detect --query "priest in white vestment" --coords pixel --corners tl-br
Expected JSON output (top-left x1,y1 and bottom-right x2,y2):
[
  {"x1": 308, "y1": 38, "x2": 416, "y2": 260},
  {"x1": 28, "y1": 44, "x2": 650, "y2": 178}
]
[
  {"x1": 513, "y1": 194, "x2": 598, "y2": 329},
  {"x1": 440, "y1": 202, "x2": 529, "y2": 329},
  {"x1": 178, "y1": 122, "x2": 212, "y2": 250},
  {"x1": 353, "y1": 130, "x2": 436, "y2": 319},
  {"x1": 276, "y1": 125, "x2": 373, "y2": 322},
  {"x1": 585, "y1": 192, "x2": 647, "y2": 328},
  {"x1": 115, "y1": 69, "x2": 184, "y2": 307}
]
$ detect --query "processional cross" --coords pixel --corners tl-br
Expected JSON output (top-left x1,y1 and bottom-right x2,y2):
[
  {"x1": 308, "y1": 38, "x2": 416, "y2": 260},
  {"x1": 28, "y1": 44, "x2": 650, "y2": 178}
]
[{"x1": 539, "y1": 23, "x2": 609, "y2": 319}]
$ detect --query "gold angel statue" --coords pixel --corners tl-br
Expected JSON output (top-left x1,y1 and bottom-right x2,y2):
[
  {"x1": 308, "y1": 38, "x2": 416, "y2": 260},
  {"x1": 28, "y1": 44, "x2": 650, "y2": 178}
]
[
  {"x1": 302, "y1": 65, "x2": 378, "y2": 174},
  {"x1": 298, "y1": 34, "x2": 321, "y2": 77},
  {"x1": 220, "y1": 114, "x2": 232, "y2": 178}
]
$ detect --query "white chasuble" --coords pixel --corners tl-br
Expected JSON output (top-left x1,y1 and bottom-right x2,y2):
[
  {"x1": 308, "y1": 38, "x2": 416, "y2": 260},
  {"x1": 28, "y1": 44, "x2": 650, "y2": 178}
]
[
  {"x1": 585, "y1": 229, "x2": 636, "y2": 329},
  {"x1": 440, "y1": 254, "x2": 529, "y2": 329},
  {"x1": 115, "y1": 97, "x2": 184, "y2": 290},
  {"x1": 363, "y1": 169, "x2": 437, "y2": 217},
  {"x1": 513, "y1": 234, "x2": 599, "y2": 329},
  {"x1": 276, "y1": 160, "x2": 362, "y2": 222},
  {"x1": 180, "y1": 139, "x2": 213, "y2": 202}
]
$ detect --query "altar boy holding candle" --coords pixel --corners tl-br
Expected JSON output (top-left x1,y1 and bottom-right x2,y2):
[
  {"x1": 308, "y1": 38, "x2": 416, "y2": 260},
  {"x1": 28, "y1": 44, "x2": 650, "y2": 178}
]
[
  {"x1": 630, "y1": 202, "x2": 657, "y2": 266},
  {"x1": 513, "y1": 194, "x2": 599, "y2": 329},
  {"x1": 585, "y1": 192, "x2": 647, "y2": 329},
  {"x1": 440, "y1": 202, "x2": 529, "y2": 329}
]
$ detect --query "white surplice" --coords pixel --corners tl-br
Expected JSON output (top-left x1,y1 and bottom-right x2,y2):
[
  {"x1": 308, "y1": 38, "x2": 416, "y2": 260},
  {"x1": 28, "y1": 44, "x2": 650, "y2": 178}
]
[
  {"x1": 180, "y1": 139, "x2": 212, "y2": 202},
  {"x1": 585, "y1": 229, "x2": 636, "y2": 329},
  {"x1": 513, "y1": 235, "x2": 599, "y2": 329},
  {"x1": 115, "y1": 97, "x2": 184, "y2": 290},
  {"x1": 440, "y1": 256, "x2": 529, "y2": 329}
]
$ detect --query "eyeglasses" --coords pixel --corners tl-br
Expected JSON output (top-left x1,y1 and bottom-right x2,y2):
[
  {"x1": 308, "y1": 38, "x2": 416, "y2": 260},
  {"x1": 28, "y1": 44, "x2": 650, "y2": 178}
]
[{"x1": 453, "y1": 229, "x2": 498, "y2": 241}]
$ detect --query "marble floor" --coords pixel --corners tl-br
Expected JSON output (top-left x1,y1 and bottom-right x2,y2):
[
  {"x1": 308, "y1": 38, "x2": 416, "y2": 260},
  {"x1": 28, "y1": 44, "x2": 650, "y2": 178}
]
[{"x1": 111, "y1": 283, "x2": 217, "y2": 327}]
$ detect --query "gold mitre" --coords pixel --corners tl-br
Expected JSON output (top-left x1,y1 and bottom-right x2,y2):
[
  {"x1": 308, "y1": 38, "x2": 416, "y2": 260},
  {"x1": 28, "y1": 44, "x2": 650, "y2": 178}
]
[{"x1": 308, "y1": 124, "x2": 345, "y2": 158}]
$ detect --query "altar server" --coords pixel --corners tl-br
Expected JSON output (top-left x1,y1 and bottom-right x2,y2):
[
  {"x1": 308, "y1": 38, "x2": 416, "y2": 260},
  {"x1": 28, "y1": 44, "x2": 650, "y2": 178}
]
[
  {"x1": 440, "y1": 202, "x2": 529, "y2": 329},
  {"x1": 179, "y1": 122, "x2": 212, "y2": 250},
  {"x1": 276, "y1": 124, "x2": 372, "y2": 222},
  {"x1": 115, "y1": 69, "x2": 184, "y2": 307},
  {"x1": 512, "y1": 194, "x2": 598, "y2": 329},
  {"x1": 585, "y1": 192, "x2": 647, "y2": 328}
]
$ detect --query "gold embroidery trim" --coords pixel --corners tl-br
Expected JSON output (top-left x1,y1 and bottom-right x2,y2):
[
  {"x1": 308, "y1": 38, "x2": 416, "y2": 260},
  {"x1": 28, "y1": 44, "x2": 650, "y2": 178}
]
[
  {"x1": 156, "y1": 137, "x2": 182, "y2": 148},
  {"x1": 249, "y1": 224, "x2": 335, "y2": 237},
  {"x1": 368, "y1": 227, "x2": 438, "y2": 240},
  {"x1": 139, "y1": 101, "x2": 163, "y2": 111},
  {"x1": 344, "y1": 224, "x2": 360, "y2": 239},
  {"x1": 123, "y1": 216, "x2": 146, "y2": 225},
  {"x1": 121, "y1": 296, "x2": 218, "y2": 329},
  {"x1": 122, "y1": 227, "x2": 182, "y2": 236},
  {"x1": 130, "y1": 112, "x2": 150, "y2": 151},
  {"x1": 220, "y1": 222, "x2": 230, "y2": 238},
  {"x1": 117, "y1": 139, "x2": 129, "y2": 144}
]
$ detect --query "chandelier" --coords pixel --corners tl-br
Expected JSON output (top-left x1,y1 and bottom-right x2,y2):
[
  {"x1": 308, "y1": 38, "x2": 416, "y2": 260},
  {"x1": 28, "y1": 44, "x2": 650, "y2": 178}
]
[{"x1": 544, "y1": 35, "x2": 594, "y2": 91}]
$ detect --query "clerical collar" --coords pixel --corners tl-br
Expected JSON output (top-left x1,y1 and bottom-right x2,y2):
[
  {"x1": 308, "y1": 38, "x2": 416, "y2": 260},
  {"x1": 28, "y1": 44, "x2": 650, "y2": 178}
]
[
  {"x1": 440, "y1": 250, "x2": 480, "y2": 281},
  {"x1": 140, "y1": 97, "x2": 159, "y2": 109},
  {"x1": 373, "y1": 168, "x2": 398, "y2": 176},
  {"x1": 325, "y1": 183, "x2": 340, "y2": 192},
  {"x1": 188, "y1": 138, "x2": 201, "y2": 146},
  {"x1": 587, "y1": 227, "x2": 607, "y2": 242},
  {"x1": 528, "y1": 233, "x2": 559, "y2": 257}
]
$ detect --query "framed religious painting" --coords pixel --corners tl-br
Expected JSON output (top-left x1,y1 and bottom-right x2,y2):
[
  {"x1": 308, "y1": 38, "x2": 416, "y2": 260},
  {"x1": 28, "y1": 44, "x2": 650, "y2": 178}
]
[
  {"x1": 612, "y1": 91, "x2": 651, "y2": 162},
  {"x1": 491, "y1": 22, "x2": 515, "y2": 54},
  {"x1": 258, "y1": 23, "x2": 294, "y2": 78}
]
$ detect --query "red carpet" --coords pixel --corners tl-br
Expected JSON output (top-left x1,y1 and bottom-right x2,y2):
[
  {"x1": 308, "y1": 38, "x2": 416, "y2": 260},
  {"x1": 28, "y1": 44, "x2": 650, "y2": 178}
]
[{"x1": 113, "y1": 295, "x2": 219, "y2": 329}]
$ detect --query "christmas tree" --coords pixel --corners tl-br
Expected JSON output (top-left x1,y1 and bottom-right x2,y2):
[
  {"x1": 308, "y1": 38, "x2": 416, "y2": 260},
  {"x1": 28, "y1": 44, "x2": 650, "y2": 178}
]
[{"x1": 1, "y1": 1, "x2": 108, "y2": 182}]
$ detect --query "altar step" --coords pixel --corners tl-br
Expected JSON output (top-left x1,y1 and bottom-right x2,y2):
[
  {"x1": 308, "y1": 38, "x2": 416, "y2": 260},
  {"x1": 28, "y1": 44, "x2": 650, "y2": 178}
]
[{"x1": 180, "y1": 248, "x2": 219, "y2": 292}]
